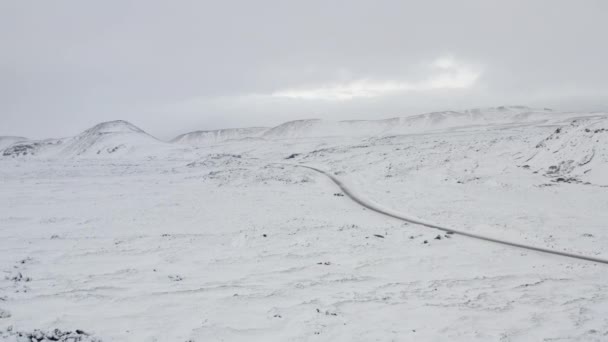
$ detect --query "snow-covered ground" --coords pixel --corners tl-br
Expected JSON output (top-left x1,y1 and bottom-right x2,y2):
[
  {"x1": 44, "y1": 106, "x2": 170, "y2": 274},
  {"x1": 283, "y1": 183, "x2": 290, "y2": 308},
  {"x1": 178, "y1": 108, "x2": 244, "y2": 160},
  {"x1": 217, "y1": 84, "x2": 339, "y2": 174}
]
[{"x1": 1, "y1": 107, "x2": 608, "y2": 341}]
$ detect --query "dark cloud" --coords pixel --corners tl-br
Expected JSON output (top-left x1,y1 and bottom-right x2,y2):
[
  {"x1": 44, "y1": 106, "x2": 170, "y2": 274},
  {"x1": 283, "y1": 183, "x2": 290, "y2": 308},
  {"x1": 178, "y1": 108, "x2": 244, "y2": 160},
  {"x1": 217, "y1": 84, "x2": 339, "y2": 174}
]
[{"x1": 2, "y1": 0, "x2": 607, "y2": 139}]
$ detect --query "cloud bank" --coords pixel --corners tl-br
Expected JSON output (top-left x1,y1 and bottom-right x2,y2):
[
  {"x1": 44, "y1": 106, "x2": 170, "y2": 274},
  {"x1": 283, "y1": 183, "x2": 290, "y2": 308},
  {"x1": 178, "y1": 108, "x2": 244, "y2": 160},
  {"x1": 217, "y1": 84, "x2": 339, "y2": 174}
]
[{"x1": 1, "y1": 1, "x2": 607, "y2": 139}]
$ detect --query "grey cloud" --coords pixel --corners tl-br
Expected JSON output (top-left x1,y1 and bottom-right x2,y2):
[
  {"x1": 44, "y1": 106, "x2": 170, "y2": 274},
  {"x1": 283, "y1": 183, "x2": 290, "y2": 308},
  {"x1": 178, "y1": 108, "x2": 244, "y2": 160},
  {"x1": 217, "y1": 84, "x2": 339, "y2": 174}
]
[{"x1": 1, "y1": 0, "x2": 607, "y2": 139}]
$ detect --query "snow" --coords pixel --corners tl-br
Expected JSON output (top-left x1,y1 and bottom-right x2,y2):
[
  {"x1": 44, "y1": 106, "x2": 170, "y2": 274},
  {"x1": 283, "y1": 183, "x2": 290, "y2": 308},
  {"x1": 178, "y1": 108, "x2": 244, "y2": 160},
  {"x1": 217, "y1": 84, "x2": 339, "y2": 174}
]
[
  {"x1": 527, "y1": 116, "x2": 608, "y2": 185},
  {"x1": 1, "y1": 108, "x2": 608, "y2": 341},
  {"x1": 172, "y1": 127, "x2": 269, "y2": 146},
  {"x1": 2, "y1": 121, "x2": 190, "y2": 159},
  {"x1": 0, "y1": 137, "x2": 27, "y2": 151},
  {"x1": 186, "y1": 106, "x2": 601, "y2": 141}
]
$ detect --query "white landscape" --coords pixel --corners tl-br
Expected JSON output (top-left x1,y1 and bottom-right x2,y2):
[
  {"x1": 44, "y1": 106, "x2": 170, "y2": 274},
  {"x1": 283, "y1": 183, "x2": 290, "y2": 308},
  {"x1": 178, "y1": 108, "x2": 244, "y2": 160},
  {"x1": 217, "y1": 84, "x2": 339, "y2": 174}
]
[{"x1": 1, "y1": 106, "x2": 608, "y2": 341}]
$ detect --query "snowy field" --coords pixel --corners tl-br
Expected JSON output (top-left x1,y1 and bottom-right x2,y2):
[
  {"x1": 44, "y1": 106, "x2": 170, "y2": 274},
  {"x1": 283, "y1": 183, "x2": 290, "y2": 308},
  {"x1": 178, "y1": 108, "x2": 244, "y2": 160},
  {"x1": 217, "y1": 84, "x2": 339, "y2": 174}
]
[{"x1": 1, "y1": 107, "x2": 608, "y2": 341}]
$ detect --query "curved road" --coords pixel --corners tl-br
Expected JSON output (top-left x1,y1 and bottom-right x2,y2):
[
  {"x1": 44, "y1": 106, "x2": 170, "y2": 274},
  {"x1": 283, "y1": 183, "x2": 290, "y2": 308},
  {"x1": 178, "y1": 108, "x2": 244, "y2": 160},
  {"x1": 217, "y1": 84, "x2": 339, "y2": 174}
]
[{"x1": 284, "y1": 163, "x2": 608, "y2": 265}]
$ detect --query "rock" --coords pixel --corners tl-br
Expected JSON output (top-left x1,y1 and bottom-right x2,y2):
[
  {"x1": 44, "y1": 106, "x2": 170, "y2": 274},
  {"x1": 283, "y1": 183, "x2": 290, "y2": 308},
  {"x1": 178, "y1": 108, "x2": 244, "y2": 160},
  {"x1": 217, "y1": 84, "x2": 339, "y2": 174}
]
[
  {"x1": 168, "y1": 275, "x2": 183, "y2": 282},
  {"x1": 0, "y1": 327, "x2": 101, "y2": 342},
  {"x1": 0, "y1": 309, "x2": 10, "y2": 319}
]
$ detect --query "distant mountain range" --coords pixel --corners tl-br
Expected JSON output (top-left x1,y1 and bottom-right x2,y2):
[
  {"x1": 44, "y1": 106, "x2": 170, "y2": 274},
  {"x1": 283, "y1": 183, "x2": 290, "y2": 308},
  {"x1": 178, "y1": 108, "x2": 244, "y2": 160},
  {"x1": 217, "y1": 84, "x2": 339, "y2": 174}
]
[{"x1": 2, "y1": 106, "x2": 607, "y2": 158}]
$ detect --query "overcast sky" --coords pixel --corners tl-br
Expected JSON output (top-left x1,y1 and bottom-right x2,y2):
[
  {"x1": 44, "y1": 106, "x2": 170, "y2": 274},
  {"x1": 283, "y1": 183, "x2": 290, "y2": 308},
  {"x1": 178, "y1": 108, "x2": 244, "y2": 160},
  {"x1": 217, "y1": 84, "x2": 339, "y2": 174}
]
[{"x1": 2, "y1": 0, "x2": 608, "y2": 139}]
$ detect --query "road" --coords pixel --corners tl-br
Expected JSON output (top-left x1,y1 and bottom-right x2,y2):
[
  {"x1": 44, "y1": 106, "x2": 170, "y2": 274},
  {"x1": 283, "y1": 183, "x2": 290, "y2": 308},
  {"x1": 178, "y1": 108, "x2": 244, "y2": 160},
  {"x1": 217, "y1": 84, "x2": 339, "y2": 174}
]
[{"x1": 286, "y1": 163, "x2": 608, "y2": 265}]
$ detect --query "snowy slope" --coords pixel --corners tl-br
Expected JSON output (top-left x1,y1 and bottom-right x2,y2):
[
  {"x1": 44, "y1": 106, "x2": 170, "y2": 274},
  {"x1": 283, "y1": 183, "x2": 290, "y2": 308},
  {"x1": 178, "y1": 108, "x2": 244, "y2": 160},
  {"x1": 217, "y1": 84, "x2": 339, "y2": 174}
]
[
  {"x1": 172, "y1": 127, "x2": 268, "y2": 146},
  {"x1": 2, "y1": 121, "x2": 189, "y2": 159},
  {"x1": 527, "y1": 116, "x2": 608, "y2": 185},
  {"x1": 380, "y1": 106, "x2": 604, "y2": 134},
  {"x1": 257, "y1": 106, "x2": 603, "y2": 139},
  {"x1": 262, "y1": 119, "x2": 396, "y2": 139},
  {"x1": 387, "y1": 106, "x2": 555, "y2": 132},
  {"x1": 2, "y1": 137, "x2": 67, "y2": 158},
  {"x1": 0, "y1": 136, "x2": 28, "y2": 150},
  {"x1": 2, "y1": 107, "x2": 608, "y2": 341},
  {"x1": 58, "y1": 120, "x2": 169, "y2": 158}
]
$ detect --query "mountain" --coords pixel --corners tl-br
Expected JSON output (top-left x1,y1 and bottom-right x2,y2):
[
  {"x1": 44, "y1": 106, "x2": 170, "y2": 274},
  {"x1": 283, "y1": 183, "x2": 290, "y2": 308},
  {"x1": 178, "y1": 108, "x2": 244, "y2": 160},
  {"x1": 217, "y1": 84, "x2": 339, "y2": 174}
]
[
  {"x1": 259, "y1": 106, "x2": 573, "y2": 139},
  {"x1": 2, "y1": 138, "x2": 65, "y2": 158},
  {"x1": 167, "y1": 106, "x2": 591, "y2": 144},
  {"x1": 0, "y1": 136, "x2": 28, "y2": 150},
  {"x1": 172, "y1": 127, "x2": 268, "y2": 146},
  {"x1": 261, "y1": 119, "x2": 396, "y2": 139},
  {"x1": 59, "y1": 120, "x2": 163, "y2": 157},
  {"x1": 5, "y1": 107, "x2": 607, "y2": 156},
  {"x1": 2, "y1": 120, "x2": 184, "y2": 158}
]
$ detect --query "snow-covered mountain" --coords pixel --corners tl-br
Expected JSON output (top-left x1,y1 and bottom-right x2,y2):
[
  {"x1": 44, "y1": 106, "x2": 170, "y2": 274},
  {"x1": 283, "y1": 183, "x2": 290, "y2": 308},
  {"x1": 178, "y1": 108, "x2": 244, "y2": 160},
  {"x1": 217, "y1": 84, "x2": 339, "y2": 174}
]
[
  {"x1": 58, "y1": 120, "x2": 167, "y2": 157},
  {"x1": 172, "y1": 106, "x2": 564, "y2": 144},
  {"x1": 2, "y1": 120, "x2": 183, "y2": 159},
  {"x1": 2, "y1": 138, "x2": 66, "y2": 158},
  {"x1": 387, "y1": 106, "x2": 557, "y2": 131},
  {"x1": 172, "y1": 127, "x2": 268, "y2": 146},
  {"x1": 0, "y1": 136, "x2": 28, "y2": 150},
  {"x1": 258, "y1": 106, "x2": 601, "y2": 139},
  {"x1": 4, "y1": 107, "x2": 607, "y2": 158}
]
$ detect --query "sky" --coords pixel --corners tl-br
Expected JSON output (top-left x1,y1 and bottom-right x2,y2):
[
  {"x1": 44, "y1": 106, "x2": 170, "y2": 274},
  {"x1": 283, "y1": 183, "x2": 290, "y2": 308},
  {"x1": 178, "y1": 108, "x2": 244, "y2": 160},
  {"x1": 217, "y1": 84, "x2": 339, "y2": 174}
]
[{"x1": 2, "y1": 0, "x2": 608, "y2": 140}]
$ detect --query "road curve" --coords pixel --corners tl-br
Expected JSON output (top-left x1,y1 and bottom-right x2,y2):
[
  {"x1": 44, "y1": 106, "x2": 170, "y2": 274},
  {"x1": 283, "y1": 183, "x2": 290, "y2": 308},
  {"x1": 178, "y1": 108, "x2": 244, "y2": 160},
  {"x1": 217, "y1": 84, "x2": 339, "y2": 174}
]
[{"x1": 282, "y1": 163, "x2": 608, "y2": 265}]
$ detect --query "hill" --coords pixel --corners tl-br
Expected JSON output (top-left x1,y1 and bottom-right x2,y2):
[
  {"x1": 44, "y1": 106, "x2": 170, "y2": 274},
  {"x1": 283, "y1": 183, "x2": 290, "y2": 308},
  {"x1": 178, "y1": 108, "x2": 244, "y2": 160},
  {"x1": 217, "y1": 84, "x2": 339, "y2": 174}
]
[
  {"x1": 0, "y1": 136, "x2": 28, "y2": 150},
  {"x1": 172, "y1": 127, "x2": 268, "y2": 146},
  {"x1": 2, "y1": 121, "x2": 183, "y2": 158}
]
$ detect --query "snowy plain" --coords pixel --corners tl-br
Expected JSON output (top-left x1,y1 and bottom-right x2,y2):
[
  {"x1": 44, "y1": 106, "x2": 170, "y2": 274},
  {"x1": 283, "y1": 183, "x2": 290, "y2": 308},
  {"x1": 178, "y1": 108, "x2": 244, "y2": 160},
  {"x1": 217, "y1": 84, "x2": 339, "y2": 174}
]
[{"x1": 1, "y1": 106, "x2": 608, "y2": 341}]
